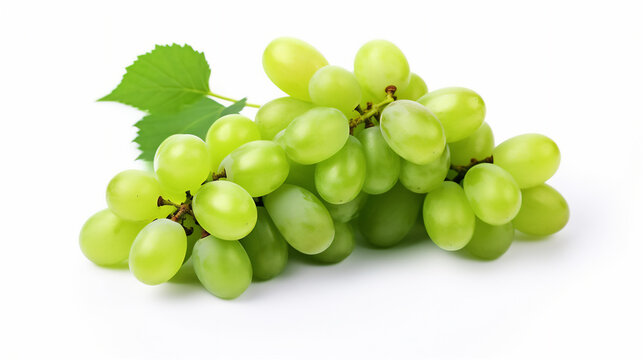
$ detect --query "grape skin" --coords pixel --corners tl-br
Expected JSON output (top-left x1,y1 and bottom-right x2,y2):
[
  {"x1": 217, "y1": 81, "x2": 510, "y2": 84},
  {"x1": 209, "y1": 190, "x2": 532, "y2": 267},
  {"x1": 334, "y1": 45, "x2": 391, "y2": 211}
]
[
  {"x1": 311, "y1": 221, "x2": 355, "y2": 264},
  {"x1": 192, "y1": 181, "x2": 257, "y2": 241},
  {"x1": 380, "y1": 100, "x2": 446, "y2": 165},
  {"x1": 464, "y1": 218, "x2": 514, "y2": 260},
  {"x1": 400, "y1": 146, "x2": 451, "y2": 194},
  {"x1": 418, "y1": 87, "x2": 486, "y2": 143},
  {"x1": 493, "y1": 134, "x2": 561, "y2": 189},
  {"x1": 239, "y1": 207, "x2": 288, "y2": 281},
  {"x1": 154, "y1": 134, "x2": 210, "y2": 194},
  {"x1": 449, "y1": 122, "x2": 494, "y2": 167},
  {"x1": 193, "y1": 235, "x2": 252, "y2": 299},
  {"x1": 357, "y1": 126, "x2": 401, "y2": 195},
  {"x1": 512, "y1": 184, "x2": 570, "y2": 236},
  {"x1": 206, "y1": 114, "x2": 261, "y2": 171},
  {"x1": 463, "y1": 163, "x2": 522, "y2": 226},
  {"x1": 309, "y1": 65, "x2": 362, "y2": 115},
  {"x1": 255, "y1": 97, "x2": 314, "y2": 140},
  {"x1": 354, "y1": 40, "x2": 410, "y2": 98},
  {"x1": 423, "y1": 181, "x2": 475, "y2": 251},
  {"x1": 314, "y1": 136, "x2": 366, "y2": 204},
  {"x1": 79, "y1": 209, "x2": 148, "y2": 266},
  {"x1": 262, "y1": 37, "x2": 328, "y2": 101},
  {"x1": 129, "y1": 219, "x2": 187, "y2": 286},
  {"x1": 106, "y1": 169, "x2": 162, "y2": 222}
]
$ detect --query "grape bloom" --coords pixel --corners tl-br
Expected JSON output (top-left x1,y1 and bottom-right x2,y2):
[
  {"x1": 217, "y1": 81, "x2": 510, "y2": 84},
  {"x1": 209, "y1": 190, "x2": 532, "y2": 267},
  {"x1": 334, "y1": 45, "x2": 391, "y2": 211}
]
[{"x1": 81, "y1": 37, "x2": 570, "y2": 300}]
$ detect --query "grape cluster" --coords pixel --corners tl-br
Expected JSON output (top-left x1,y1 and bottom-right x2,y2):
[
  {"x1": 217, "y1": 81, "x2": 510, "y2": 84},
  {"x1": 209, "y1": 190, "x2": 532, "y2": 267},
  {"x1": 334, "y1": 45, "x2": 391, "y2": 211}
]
[{"x1": 80, "y1": 37, "x2": 569, "y2": 300}]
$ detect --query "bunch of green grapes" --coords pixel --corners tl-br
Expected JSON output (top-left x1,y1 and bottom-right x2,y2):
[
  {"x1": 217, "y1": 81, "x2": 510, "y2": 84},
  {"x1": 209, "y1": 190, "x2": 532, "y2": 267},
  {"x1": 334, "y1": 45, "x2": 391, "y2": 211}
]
[{"x1": 79, "y1": 37, "x2": 569, "y2": 300}]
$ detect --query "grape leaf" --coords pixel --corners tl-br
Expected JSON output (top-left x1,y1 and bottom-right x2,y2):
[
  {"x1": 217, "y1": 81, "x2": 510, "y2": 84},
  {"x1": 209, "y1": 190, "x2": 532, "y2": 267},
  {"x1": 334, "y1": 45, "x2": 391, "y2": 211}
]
[
  {"x1": 134, "y1": 97, "x2": 247, "y2": 161},
  {"x1": 100, "y1": 44, "x2": 211, "y2": 114}
]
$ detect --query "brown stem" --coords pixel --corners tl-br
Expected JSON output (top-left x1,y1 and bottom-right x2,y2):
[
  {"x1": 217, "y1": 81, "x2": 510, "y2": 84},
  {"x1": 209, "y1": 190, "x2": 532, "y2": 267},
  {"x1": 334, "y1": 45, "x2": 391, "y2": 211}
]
[
  {"x1": 349, "y1": 86, "x2": 397, "y2": 130},
  {"x1": 449, "y1": 156, "x2": 494, "y2": 183},
  {"x1": 212, "y1": 169, "x2": 227, "y2": 181}
]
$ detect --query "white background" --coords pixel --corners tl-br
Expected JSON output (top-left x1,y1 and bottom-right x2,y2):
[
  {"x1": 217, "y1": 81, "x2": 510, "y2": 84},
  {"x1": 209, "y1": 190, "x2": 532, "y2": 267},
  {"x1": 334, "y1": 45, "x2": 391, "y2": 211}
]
[{"x1": 1, "y1": 1, "x2": 642, "y2": 359}]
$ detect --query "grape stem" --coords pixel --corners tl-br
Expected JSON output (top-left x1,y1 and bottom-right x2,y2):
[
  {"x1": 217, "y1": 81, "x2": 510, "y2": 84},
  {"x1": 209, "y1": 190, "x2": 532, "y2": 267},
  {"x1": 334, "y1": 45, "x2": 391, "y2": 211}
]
[
  {"x1": 212, "y1": 169, "x2": 227, "y2": 181},
  {"x1": 449, "y1": 156, "x2": 494, "y2": 183},
  {"x1": 171, "y1": 200, "x2": 193, "y2": 222},
  {"x1": 349, "y1": 86, "x2": 397, "y2": 132},
  {"x1": 207, "y1": 91, "x2": 261, "y2": 108}
]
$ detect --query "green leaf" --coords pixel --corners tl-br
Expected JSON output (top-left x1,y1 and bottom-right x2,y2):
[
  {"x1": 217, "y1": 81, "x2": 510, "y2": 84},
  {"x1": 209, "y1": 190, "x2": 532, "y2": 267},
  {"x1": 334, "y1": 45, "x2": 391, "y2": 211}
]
[
  {"x1": 134, "y1": 97, "x2": 247, "y2": 161},
  {"x1": 100, "y1": 44, "x2": 211, "y2": 114}
]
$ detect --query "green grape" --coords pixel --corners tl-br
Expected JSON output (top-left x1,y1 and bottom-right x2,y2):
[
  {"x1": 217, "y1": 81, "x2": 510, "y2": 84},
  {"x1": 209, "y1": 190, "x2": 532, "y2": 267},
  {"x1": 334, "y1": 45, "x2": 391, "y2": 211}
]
[
  {"x1": 192, "y1": 181, "x2": 257, "y2": 240},
  {"x1": 239, "y1": 207, "x2": 288, "y2": 281},
  {"x1": 512, "y1": 184, "x2": 569, "y2": 236},
  {"x1": 418, "y1": 87, "x2": 486, "y2": 143},
  {"x1": 262, "y1": 37, "x2": 328, "y2": 101},
  {"x1": 79, "y1": 209, "x2": 148, "y2": 266},
  {"x1": 283, "y1": 107, "x2": 349, "y2": 164},
  {"x1": 311, "y1": 221, "x2": 355, "y2": 264},
  {"x1": 180, "y1": 215, "x2": 202, "y2": 263},
  {"x1": 493, "y1": 134, "x2": 561, "y2": 189},
  {"x1": 205, "y1": 114, "x2": 261, "y2": 171},
  {"x1": 396, "y1": 73, "x2": 428, "y2": 101},
  {"x1": 463, "y1": 163, "x2": 522, "y2": 225},
  {"x1": 255, "y1": 97, "x2": 314, "y2": 140},
  {"x1": 274, "y1": 130, "x2": 316, "y2": 192},
  {"x1": 314, "y1": 136, "x2": 366, "y2": 204},
  {"x1": 192, "y1": 235, "x2": 252, "y2": 299},
  {"x1": 400, "y1": 146, "x2": 451, "y2": 194},
  {"x1": 380, "y1": 100, "x2": 446, "y2": 165},
  {"x1": 154, "y1": 134, "x2": 210, "y2": 194},
  {"x1": 359, "y1": 82, "x2": 381, "y2": 106},
  {"x1": 106, "y1": 169, "x2": 162, "y2": 221},
  {"x1": 129, "y1": 219, "x2": 187, "y2": 285},
  {"x1": 309, "y1": 65, "x2": 361, "y2": 115},
  {"x1": 358, "y1": 183, "x2": 424, "y2": 247},
  {"x1": 354, "y1": 40, "x2": 410, "y2": 97},
  {"x1": 356, "y1": 126, "x2": 400, "y2": 194},
  {"x1": 219, "y1": 140, "x2": 289, "y2": 197},
  {"x1": 422, "y1": 181, "x2": 475, "y2": 251},
  {"x1": 263, "y1": 184, "x2": 334, "y2": 254},
  {"x1": 464, "y1": 218, "x2": 514, "y2": 260},
  {"x1": 449, "y1": 122, "x2": 494, "y2": 166},
  {"x1": 323, "y1": 192, "x2": 368, "y2": 222}
]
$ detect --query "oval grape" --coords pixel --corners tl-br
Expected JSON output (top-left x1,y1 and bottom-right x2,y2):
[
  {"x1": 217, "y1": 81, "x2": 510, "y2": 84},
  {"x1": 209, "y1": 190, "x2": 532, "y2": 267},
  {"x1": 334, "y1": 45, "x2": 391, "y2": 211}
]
[
  {"x1": 263, "y1": 184, "x2": 334, "y2": 254},
  {"x1": 354, "y1": 40, "x2": 410, "y2": 99},
  {"x1": 262, "y1": 37, "x2": 328, "y2": 101},
  {"x1": 239, "y1": 207, "x2": 288, "y2": 281},
  {"x1": 255, "y1": 97, "x2": 314, "y2": 140},
  {"x1": 357, "y1": 126, "x2": 401, "y2": 194},
  {"x1": 493, "y1": 134, "x2": 561, "y2": 189},
  {"x1": 309, "y1": 65, "x2": 361, "y2": 115},
  {"x1": 154, "y1": 134, "x2": 210, "y2": 194},
  {"x1": 465, "y1": 218, "x2": 514, "y2": 260},
  {"x1": 512, "y1": 184, "x2": 569, "y2": 236},
  {"x1": 192, "y1": 181, "x2": 257, "y2": 240},
  {"x1": 380, "y1": 100, "x2": 446, "y2": 165},
  {"x1": 314, "y1": 136, "x2": 366, "y2": 204},
  {"x1": 400, "y1": 146, "x2": 450, "y2": 194},
  {"x1": 449, "y1": 122, "x2": 494, "y2": 166},
  {"x1": 206, "y1": 114, "x2": 261, "y2": 171},
  {"x1": 418, "y1": 87, "x2": 486, "y2": 143},
  {"x1": 396, "y1": 73, "x2": 428, "y2": 101},
  {"x1": 463, "y1": 163, "x2": 522, "y2": 225},
  {"x1": 311, "y1": 221, "x2": 355, "y2": 264},
  {"x1": 106, "y1": 169, "x2": 162, "y2": 221},
  {"x1": 193, "y1": 235, "x2": 252, "y2": 299},
  {"x1": 283, "y1": 107, "x2": 349, "y2": 164},
  {"x1": 423, "y1": 181, "x2": 475, "y2": 251}
]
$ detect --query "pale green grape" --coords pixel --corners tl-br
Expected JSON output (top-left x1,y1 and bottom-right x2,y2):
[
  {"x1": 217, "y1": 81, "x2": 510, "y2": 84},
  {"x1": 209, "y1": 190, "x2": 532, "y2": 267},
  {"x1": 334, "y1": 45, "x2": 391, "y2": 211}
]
[
  {"x1": 449, "y1": 122, "x2": 494, "y2": 166},
  {"x1": 423, "y1": 181, "x2": 475, "y2": 251},
  {"x1": 255, "y1": 97, "x2": 314, "y2": 140},
  {"x1": 380, "y1": 100, "x2": 446, "y2": 165},
  {"x1": 493, "y1": 134, "x2": 561, "y2": 189},
  {"x1": 180, "y1": 215, "x2": 202, "y2": 263},
  {"x1": 463, "y1": 163, "x2": 522, "y2": 225},
  {"x1": 239, "y1": 207, "x2": 288, "y2": 281},
  {"x1": 205, "y1": 114, "x2": 261, "y2": 171},
  {"x1": 274, "y1": 130, "x2": 316, "y2": 192},
  {"x1": 356, "y1": 126, "x2": 400, "y2": 194},
  {"x1": 418, "y1": 87, "x2": 486, "y2": 142},
  {"x1": 354, "y1": 40, "x2": 410, "y2": 97},
  {"x1": 323, "y1": 192, "x2": 368, "y2": 222},
  {"x1": 106, "y1": 169, "x2": 162, "y2": 221},
  {"x1": 312, "y1": 221, "x2": 355, "y2": 264},
  {"x1": 309, "y1": 65, "x2": 362, "y2": 115},
  {"x1": 315, "y1": 136, "x2": 366, "y2": 204},
  {"x1": 262, "y1": 37, "x2": 328, "y2": 101},
  {"x1": 79, "y1": 209, "x2": 147, "y2": 266},
  {"x1": 192, "y1": 181, "x2": 257, "y2": 240},
  {"x1": 219, "y1": 140, "x2": 289, "y2": 197},
  {"x1": 263, "y1": 184, "x2": 334, "y2": 254},
  {"x1": 154, "y1": 134, "x2": 210, "y2": 194},
  {"x1": 465, "y1": 218, "x2": 514, "y2": 260},
  {"x1": 512, "y1": 184, "x2": 569, "y2": 236},
  {"x1": 192, "y1": 235, "x2": 252, "y2": 299},
  {"x1": 129, "y1": 219, "x2": 187, "y2": 285},
  {"x1": 283, "y1": 107, "x2": 349, "y2": 164},
  {"x1": 396, "y1": 73, "x2": 428, "y2": 101},
  {"x1": 358, "y1": 183, "x2": 424, "y2": 247},
  {"x1": 400, "y1": 146, "x2": 451, "y2": 194}
]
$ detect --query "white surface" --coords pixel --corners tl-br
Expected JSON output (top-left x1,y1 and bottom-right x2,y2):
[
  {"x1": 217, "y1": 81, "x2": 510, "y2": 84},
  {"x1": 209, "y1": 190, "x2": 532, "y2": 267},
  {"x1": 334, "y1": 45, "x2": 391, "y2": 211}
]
[{"x1": 1, "y1": 1, "x2": 642, "y2": 359}]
